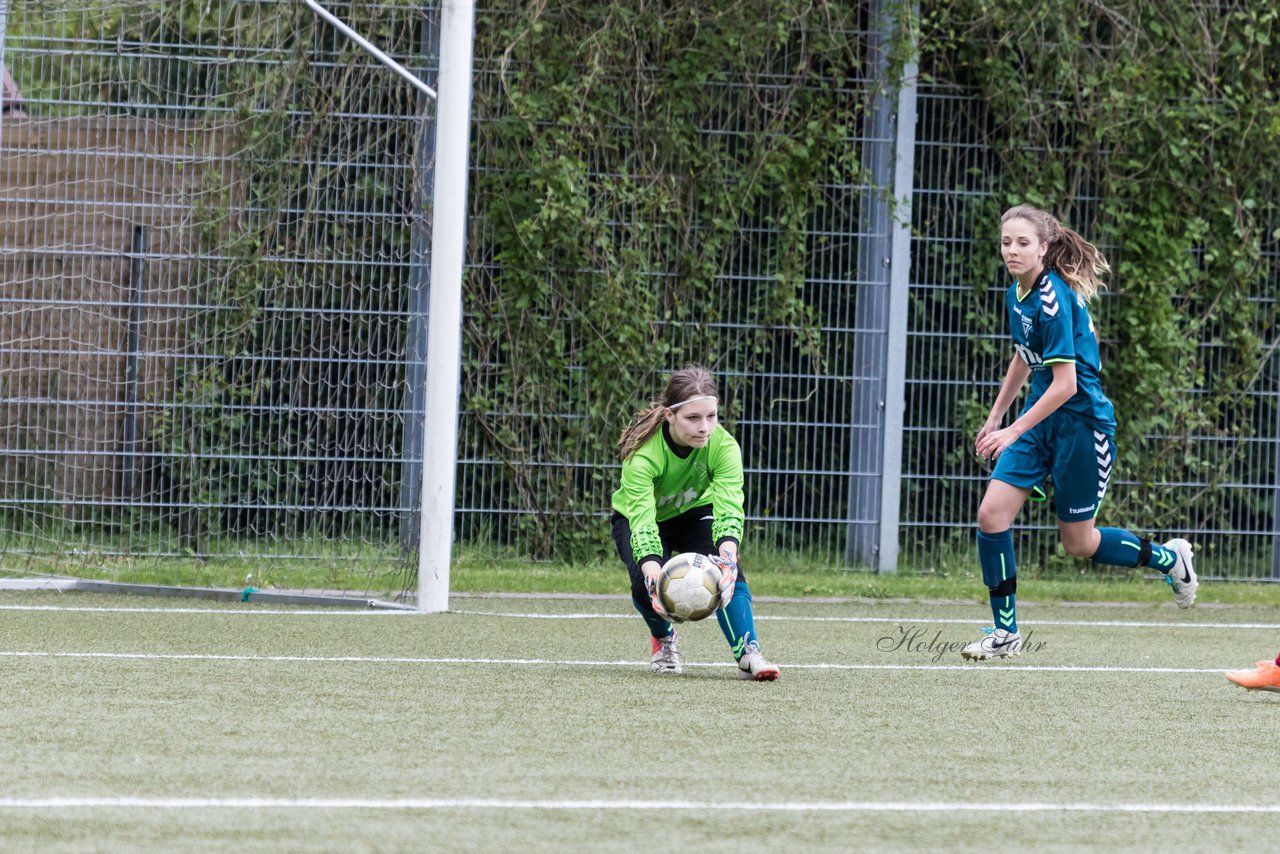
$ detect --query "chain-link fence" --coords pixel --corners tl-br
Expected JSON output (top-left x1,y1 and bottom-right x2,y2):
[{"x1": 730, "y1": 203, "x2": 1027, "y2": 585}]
[
  {"x1": 1, "y1": 2, "x2": 1277, "y2": 588},
  {"x1": 1, "y1": 0, "x2": 435, "y2": 593}
]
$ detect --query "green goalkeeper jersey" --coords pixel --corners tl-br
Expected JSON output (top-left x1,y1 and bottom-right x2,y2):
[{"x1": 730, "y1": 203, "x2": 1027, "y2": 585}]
[{"x1": 610, "y1": 423, "x2": 745, "y2": 565}]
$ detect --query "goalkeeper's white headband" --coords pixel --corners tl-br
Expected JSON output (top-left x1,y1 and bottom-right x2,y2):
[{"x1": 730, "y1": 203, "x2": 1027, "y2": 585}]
[{"x1": 668, "y1": 395, "x2": 717, "y2": 410}]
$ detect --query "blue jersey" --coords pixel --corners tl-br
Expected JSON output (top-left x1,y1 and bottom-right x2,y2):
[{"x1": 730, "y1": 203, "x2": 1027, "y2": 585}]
[{"x1": 1006, "y1": 270, "x2": 1116, "y2": 433}]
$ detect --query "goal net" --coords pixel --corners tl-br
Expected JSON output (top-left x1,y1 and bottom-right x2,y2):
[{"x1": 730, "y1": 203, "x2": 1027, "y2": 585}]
[{"x1": 0, "y1": 0, "x2": 440, "y2": 602}]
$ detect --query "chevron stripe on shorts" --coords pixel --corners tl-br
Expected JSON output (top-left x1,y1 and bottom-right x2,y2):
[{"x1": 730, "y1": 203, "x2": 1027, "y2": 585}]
[{"x1": 1094, "y1": 431, "x2": 1113, "y2": 499}]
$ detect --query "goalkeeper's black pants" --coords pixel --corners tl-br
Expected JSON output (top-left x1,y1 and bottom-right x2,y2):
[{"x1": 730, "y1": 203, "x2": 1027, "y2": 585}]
[{"x1": 610, "y1": 505, "x2": 748, "y2": 631}]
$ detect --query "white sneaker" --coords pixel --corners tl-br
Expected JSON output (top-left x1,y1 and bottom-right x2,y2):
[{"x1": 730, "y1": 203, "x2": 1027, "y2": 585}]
[
  {"x1": 736, "y1": 643, "x2": 780, "y2": 681},
  {"x1": 650, "y1": 632, "x2": 681, "y2": 675},
  {"x1": 960, "y1": 627, "x2": 1023, "y2": 661},
  {"x1": 1162, "y1": 538, "x2": 1197, "y2": 609}
]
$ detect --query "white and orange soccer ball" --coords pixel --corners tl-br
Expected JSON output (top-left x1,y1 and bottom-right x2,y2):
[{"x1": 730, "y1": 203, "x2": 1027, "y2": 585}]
[{"x1": 657, "y1": 552, "x2": 723, "y2": 622}]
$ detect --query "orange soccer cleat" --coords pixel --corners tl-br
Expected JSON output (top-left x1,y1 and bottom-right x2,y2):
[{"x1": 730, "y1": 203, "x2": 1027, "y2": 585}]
[{"x1": 1225, "y1": 660, "x2": 1280, "y2": 693}]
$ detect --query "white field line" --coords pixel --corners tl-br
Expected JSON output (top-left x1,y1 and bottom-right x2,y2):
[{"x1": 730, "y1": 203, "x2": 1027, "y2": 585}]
[
  {"x1": 1, "y1": 602, "x2": 1279, "y2": 630},
  {"x1": 0, "y1": 796, "x2": 1276, "y2": 814},
  {"x1": 0, "y1": 650, "x2": 1228, "y2": 673},
  {"x1": 451, "y1": 609, "x2": 1280, "y2": 630}
]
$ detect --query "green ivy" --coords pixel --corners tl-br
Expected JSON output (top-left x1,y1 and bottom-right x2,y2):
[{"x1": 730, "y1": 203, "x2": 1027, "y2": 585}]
[
  {"x1": 466, "y1": 1, "x2": 887, "y2": 559},
  {"x1": 14, "y1": 1, "x2": 1276, "y2": 572}
]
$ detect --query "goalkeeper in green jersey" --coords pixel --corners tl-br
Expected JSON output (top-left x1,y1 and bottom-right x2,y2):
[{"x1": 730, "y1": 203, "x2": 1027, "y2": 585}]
[{"x1": 610, "y1": 365, "x2": 779, "y2": 680}]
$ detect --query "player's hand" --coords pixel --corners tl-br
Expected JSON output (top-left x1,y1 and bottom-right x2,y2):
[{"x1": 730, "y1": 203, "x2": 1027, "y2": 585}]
[
  {"x1": 643, "y1": 562, "x2": 680, "y2": 622},
  {"x1": 974, "y1": 418, "x2": 1001, "y2": 464},
  {"x1": 975, "y1": 424, "x2": 1023, "y2": 463},
  {"x1": 708, "y1": 555, "x2": 738, "y2": 609}
]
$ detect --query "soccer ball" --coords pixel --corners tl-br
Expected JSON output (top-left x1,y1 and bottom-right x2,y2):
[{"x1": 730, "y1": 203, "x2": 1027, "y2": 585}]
[{"x1": 657, "y1": 552, "x2": 723, "y2": 622}]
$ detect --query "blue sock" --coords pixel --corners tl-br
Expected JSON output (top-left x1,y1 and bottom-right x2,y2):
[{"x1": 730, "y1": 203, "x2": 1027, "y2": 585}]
[
  {"x1": 631, "y1": 594, "x2": 672, "y2": 639},
  {"x1": 977, "y1": 529, "x2": 1017, "y2": 633},
  {"x1": 1091, "y1": 529, "x2": 1176, "y2": 573},
  {"x1": 1145, "y1": 541, "x2": 1177, "y2": 573},
  {"x1": 716, "y1": 579, "x2": 757, "y2": 660},
  {"x1": 1091, "y1": 528, "x2": 1141, "y2": 566},
  {"x1": 990, "y1": 591, "x2": 1017, "y2": 633}
]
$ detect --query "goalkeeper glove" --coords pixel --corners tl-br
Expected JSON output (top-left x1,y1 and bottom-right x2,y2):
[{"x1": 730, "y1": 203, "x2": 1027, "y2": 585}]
[
  {"x1": 645, "y1": 567, "x2": 682, "y2": 623},
  {"x1": 708, "y1": 555, "x2": 739, "y2": 609}
]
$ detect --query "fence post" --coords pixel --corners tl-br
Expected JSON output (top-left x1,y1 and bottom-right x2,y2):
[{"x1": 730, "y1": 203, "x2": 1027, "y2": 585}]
[
  {"x1": 878, "y1": 18, "x2": 918, "y2": 574},
  {"x1": 0, "y1": 0, "x2": 9, "y2": 139},
  {"x1": 122, "y1": 225, "x2": 147, "y2": 501},
  {"x1": 846, "y1": 0, "x2": 916, "y2": 572},
  {"x1": 1272, "y1": 355, "x2": 1280, "y2": 580}
]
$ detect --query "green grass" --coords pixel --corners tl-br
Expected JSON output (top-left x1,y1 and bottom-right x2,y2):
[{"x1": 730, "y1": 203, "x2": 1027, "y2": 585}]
[
  {"x1": 449, "y1": 552, "x2": 1280, "y2": 607},
  {"x1": 7, "y1": 539, "x2": 1280, "y2": 608},
  {"x1": 1, "y1": 590, "x2": 1279, "y2": 851}
]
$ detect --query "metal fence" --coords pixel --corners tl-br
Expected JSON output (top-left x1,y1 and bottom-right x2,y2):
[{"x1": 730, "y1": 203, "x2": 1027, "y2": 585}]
[
  {"x1": 1, "y1": 2, "x2": 1277, "y2": 588},
  {"x1": 905, "y1": 86, "x2": 1280, "y2": 579},
  {"x1": 0, "y1": 0, "x2": 435, "y2": 593}
]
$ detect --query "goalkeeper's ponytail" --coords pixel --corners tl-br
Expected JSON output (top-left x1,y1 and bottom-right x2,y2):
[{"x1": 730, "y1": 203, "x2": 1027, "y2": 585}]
[{"x1": 618, "y1": 366, "x2": 719, "y2": 460}]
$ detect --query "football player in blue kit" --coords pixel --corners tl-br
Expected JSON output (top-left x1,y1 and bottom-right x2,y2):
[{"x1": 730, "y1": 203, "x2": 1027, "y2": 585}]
[{"x1": 962, "y1": 204, "x2": 1199, "y2": 661}]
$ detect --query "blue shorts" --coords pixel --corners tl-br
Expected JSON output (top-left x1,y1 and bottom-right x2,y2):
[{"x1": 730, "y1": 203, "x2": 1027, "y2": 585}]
[{"x1": 991, "y1": 412, "x2": 1114, "y2": 522}]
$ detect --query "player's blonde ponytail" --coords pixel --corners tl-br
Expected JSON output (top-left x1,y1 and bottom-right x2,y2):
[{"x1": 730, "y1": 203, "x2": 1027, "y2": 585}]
[{"x1": 617, "y1": 366, "x2": 719, "y2": 460}]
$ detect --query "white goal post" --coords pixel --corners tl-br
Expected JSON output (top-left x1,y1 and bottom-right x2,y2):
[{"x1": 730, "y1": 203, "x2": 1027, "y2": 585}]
[{"x1": 302, "y1": 0, "x2": 476, "y2": 614}]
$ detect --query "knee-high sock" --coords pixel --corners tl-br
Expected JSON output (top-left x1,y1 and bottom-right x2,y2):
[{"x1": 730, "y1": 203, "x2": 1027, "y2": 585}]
[
  {"x1": 1091, "y1": 528, "x2": 1177, "y2": 572},
  {"x1": 631, "y1": 594, "x2": 673, "y2": 640},
  {"x1": 978, "y1": 529, "x2": 1017, "y2": 633},
  {"x1": 716, "y1": 579, "x2": 757, "y2": 659}
]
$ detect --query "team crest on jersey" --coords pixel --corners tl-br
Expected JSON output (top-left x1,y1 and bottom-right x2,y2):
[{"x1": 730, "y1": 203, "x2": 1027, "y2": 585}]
[{"x1": 1021, "y1": 314, "x2": 1033, "y2": 336}]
